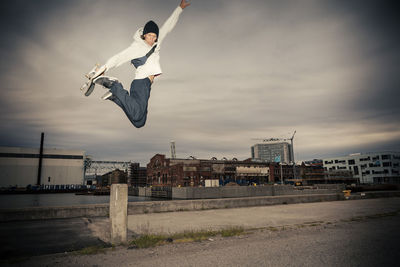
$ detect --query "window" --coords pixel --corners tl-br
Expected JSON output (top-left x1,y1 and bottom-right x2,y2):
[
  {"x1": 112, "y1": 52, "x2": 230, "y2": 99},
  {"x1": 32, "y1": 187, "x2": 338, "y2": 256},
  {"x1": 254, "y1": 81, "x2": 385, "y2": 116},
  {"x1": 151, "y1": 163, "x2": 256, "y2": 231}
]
[
  {"x1": 369, "y1": 162, "x2": 381, "y2": 167},
  {"x1": 348, "y1": 159, "x2": 355, "y2": 165},
  {"x1": 382, "y1": 155, "x2": 391, "y2": 160},
  {"x1": 353, "y1": 166, "x2": 359, "y2": 175},
  {"x1": 360, "y1": 157, "x2": 371, "y2": 161},
  {"x1": 383, "y1": 162, "x2": 392, "y2": 167}
]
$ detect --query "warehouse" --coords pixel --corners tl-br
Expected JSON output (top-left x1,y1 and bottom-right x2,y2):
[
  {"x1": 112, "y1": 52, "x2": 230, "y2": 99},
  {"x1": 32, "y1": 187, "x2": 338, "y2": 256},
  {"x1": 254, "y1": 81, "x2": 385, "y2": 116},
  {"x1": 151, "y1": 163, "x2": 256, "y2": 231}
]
[{"x1": 0, "y1": 146, "x2": 85, "y2": 188}]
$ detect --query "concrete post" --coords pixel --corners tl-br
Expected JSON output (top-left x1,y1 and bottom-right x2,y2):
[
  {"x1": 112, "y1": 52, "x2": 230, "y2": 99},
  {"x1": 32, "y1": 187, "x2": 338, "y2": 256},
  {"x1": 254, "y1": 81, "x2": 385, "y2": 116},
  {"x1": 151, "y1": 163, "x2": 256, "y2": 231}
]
[{"x1": 110, "y1": 184, "x2": 128, "y2": 244}]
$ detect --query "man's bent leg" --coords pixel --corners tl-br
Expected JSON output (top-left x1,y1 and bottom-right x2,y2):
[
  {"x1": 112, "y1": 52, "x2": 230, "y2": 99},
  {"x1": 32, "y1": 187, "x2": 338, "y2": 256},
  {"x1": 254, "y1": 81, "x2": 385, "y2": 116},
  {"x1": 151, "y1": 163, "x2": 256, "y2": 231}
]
[{"x1": 109, "y1": 78, "x2": 152, "y2": 128}]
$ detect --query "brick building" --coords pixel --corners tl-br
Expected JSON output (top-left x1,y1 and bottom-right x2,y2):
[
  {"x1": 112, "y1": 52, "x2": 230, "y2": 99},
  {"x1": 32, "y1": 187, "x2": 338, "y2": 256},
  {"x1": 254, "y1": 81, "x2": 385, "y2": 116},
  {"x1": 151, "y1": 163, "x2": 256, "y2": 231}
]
[{"x1": 147, "y1": 154, "x2": 282, "y2": 187}]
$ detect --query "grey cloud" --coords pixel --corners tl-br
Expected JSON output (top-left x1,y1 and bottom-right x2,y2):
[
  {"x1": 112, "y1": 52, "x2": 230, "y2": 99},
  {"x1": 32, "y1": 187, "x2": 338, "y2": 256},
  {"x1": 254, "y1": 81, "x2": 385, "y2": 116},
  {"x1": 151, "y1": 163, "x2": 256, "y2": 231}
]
[{"x1": 0, "y1": 0, "x2": 399, "y2": 165}]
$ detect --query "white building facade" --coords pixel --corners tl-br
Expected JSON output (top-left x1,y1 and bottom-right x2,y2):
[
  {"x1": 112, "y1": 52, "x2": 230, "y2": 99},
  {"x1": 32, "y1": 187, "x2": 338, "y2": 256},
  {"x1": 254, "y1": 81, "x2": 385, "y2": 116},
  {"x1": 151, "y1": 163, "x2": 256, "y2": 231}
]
[
  {"x1": 323, "y1": 152, "x2": 400, "y2": 184},
  {"x1": 0, "y1": 146, "x2": 85, "y2": 188},
  {"x1": 251, "y1": 142, "x2": 293, "y2": 163}
]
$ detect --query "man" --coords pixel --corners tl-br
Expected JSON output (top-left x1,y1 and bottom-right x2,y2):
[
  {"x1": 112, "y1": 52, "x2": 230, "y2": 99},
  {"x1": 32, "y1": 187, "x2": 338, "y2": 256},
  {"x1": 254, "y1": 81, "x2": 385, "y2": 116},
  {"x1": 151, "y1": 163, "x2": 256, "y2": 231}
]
[{"x1": 84, "y1": 0, "x2": 190, "y2": 128}]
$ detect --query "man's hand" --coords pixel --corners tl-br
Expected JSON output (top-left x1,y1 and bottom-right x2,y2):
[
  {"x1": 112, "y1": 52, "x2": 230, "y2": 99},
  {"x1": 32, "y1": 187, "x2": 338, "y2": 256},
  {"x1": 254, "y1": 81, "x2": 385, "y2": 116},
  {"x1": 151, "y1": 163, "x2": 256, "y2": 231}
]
[{"x1": 180, "y1": 0, "x2": 190, "y2": 9}]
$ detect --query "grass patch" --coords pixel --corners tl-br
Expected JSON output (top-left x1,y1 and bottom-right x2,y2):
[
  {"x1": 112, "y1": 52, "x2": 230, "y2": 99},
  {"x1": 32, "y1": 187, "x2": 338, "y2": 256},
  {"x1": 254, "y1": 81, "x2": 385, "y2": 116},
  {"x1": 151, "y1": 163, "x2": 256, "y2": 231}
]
[
  {"x1": 130, "y1": 227, "x2": 248, "y2": 249},
  {"x1": 220, "y1": 227, "x2": 245, "y2": 237},
  {"x1": 172, "y1": 230, "x2": 218, "y2": 242},
  {"x1": 75, "y1": 245, "x2": 107, "y2": 255},
  {"x1": 130, "y1": 234, "x2": 167, "y2": 249},
  {"x1": 304, "y1": 221, "x2": 324, "y2": 225},
  {"x1": 267, "y1": 226, "x2": 279, "y2": 231}
]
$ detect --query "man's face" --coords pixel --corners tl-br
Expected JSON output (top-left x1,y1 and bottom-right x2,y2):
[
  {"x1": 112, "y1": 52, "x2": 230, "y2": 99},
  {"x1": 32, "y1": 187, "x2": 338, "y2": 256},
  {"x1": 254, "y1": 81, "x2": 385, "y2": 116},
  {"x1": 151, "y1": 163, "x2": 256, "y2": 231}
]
[{"x1": 144, "y1": 33, "x2": 157, "y2": 46}]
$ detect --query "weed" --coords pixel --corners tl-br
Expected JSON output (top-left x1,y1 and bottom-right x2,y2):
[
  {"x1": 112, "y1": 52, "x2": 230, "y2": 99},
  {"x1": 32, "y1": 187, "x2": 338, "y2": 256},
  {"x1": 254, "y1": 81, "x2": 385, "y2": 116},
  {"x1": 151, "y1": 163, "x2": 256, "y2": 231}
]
[
  {"x1": 129, "y1": 227, "x2": 248, "y2": 249},
  {"x1": 75, "y1": 245, "x2": 106, "y2": 255},
  {"x1": 130, "y1": 234, "x2": 167, "y2": 249},
  {"x1": 172, "y1": 230, "x2": 218, "y2": 242},
  {"x1": 220, "y1": 227, "x2": 245, "y2": 237}
]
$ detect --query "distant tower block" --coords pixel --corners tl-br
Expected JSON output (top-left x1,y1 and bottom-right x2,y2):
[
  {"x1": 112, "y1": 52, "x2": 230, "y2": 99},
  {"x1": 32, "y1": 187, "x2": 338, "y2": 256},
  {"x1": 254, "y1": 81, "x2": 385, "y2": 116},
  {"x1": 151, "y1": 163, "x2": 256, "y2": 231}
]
[{"x1": 170, "y1": 141, "x2": 176, "y2": 159}]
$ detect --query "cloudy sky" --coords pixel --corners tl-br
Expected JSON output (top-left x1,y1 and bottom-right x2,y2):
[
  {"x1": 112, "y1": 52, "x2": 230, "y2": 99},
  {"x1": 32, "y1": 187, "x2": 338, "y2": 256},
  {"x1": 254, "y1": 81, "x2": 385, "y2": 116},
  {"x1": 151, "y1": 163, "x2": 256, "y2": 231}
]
[{"x1": 0, "y1": 0, "x2": 399, "y2": 165}]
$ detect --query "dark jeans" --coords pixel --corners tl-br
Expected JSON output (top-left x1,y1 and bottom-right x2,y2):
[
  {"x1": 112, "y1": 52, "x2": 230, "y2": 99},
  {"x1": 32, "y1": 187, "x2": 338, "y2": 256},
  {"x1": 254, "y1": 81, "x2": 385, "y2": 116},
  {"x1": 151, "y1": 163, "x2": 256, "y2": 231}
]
[{"x1": 109, "y1": 78, "x2": 151, "y2": 128}]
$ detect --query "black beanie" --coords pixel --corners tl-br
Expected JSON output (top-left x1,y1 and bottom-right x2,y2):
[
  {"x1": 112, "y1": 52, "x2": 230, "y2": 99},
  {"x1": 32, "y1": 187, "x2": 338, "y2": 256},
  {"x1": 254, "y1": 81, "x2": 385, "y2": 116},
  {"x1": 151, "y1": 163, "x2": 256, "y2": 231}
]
[{"x1": 143, "y1": 20, "x2": 159, "y2": 37}]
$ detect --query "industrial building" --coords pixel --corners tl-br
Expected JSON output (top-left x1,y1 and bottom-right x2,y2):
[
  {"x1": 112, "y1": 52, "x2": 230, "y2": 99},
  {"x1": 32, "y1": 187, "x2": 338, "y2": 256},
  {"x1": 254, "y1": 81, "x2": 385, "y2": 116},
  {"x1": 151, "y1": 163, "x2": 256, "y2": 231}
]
[
  {"x1": 0, "y1": 146, "x2": 85, "y2": 188},
  {"x1": 84, "y1": 159, "x2": 132, "y2": 185},
  {"x1": 147, "y1": 154, "x2": 272, "y2": 187},
  {"x1": 323, "y1": 152, "x2": 400, "y2": 184},
  {"x1": 251, "y1": 142, "x2": 293, "y2": 163},
  {"x1": 147, "y1": 154, "x2": 310, "y2": 187},
  {"x1": 130, "y1": 163, "x2": 147, "y2": 187}
]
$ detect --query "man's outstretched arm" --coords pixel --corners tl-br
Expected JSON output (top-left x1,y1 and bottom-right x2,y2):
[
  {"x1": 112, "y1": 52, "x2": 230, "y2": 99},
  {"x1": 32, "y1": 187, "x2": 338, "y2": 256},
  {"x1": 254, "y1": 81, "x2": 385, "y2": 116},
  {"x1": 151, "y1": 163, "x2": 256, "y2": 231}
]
[{"x1": 157, "y1": 0, "x2": 190, "y2": 47}]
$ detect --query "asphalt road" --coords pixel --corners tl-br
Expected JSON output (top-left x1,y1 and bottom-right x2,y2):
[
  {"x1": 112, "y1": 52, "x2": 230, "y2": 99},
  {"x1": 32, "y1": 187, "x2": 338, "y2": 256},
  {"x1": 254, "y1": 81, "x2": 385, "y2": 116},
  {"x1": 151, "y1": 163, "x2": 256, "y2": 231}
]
[
  {"x1": 23, "y1": 210, "x2": 400, "y2": 267},
  {"x1": 0, "y1": 218, "x2": 107, "y2": 260}
]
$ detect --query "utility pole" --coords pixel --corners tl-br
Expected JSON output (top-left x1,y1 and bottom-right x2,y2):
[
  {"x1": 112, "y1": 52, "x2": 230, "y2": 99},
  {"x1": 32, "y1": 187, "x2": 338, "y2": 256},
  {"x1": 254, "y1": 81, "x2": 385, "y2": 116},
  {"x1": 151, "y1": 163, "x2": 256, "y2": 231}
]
[
  {"x1": 291, "y1": 131, "x2": 296, "y2": 179},
  {"x1": 37, "y1": 132, "x2": 44, "y2": 186}
]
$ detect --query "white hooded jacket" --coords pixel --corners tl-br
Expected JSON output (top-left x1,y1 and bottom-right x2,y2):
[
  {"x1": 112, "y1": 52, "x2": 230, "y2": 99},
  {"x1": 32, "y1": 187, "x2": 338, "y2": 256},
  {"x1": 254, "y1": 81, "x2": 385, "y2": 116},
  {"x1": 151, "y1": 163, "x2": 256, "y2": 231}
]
[{"x1": 104, "y1": 6, "x2": 183, "y2": 80}]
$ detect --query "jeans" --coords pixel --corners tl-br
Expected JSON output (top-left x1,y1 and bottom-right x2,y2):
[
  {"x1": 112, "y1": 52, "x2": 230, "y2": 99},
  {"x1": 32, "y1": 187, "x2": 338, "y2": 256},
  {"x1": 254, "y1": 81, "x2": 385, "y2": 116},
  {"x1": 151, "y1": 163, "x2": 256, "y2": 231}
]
[{"x1": 109, "y1": 78, "x2": 152, "y2": 128}]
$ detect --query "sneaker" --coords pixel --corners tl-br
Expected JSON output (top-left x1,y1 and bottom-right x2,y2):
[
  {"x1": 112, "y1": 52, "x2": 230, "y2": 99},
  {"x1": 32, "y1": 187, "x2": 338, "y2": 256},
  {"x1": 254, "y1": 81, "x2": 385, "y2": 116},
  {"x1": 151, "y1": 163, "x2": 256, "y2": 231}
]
[
  {"x1": 94, "y1": 76, "x2": 119, "y2": 89},
  {"x1": 84, "y1": 82, "x2": 95, "y2": 97},
  {"x1": 80, "y1": 81, "x2": 95, "y2": 96},
  {"x1": 85, "y1": 64, "x2": 100, "y2": 79},
  {"x1": 101, "y1": 91, "x2": 114, "y2": 100},
  {"x1": 91, "y1": 65, "x2": 107, "y2": 80},
  {"x1": 81, "y1": 65, "x2": 107, "y2": 97}
]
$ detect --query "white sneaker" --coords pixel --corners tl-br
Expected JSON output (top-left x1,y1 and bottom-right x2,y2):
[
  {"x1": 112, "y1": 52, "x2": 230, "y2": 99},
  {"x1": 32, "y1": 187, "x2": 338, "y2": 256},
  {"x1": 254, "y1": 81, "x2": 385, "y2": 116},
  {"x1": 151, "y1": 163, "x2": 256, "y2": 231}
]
[
  {"x1": 93, "y1": 76, "x2": 119, "y2": 88},
  {"x1": 85, "y1": 64, "x2": 100, "y2": 79},
  {"x1": 81, "y1": 65, "x2": 107, "y2": 96},
  {"x1": 101, "y1": 91, "x2": 113, "y2": 100},
  {"x1": 91, "y1": 65, "x2": 107, "y2": 80}
]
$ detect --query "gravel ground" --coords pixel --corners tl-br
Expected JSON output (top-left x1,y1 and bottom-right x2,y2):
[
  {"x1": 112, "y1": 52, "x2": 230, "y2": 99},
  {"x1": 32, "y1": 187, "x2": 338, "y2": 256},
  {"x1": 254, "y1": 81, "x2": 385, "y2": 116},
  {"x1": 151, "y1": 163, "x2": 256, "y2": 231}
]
[{"x1": 10, "y1": 211, "x2": 400, "y2": 267}]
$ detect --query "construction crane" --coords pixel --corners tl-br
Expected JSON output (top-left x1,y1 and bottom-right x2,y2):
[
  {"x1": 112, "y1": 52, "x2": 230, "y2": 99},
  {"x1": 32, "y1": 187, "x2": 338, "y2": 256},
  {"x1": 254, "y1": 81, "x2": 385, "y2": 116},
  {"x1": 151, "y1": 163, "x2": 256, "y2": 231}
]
[
  {"x1": 170, "y1": 141, "x2": 176, "y2": 159},
  {"x1": 252, "y1": 130, "x2": 297, "y2": 179}
]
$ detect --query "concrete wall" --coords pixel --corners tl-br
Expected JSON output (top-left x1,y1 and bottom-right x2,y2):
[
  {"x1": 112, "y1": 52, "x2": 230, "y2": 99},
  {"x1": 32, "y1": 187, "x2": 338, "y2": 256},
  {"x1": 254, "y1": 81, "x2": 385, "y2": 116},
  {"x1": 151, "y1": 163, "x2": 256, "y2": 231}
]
[
  {"x1": 172, "y1": 184, "x2": 345, "y2": 199},
  {"x1": 0, "y1": 204, "x2": 109, "y2": 221},
  {"x1": 137, "y1": 187, "x2": 152, "y2": 197},
  {"x1": 2, "y1": 190, "x2": 400, "y2": 222}
]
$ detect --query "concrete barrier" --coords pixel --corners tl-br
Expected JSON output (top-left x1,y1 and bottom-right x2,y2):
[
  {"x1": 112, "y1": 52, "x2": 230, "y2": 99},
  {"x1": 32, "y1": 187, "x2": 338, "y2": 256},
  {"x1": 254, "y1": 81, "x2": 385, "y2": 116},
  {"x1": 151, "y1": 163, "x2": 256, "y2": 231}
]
[
  {"x1": 127, "y1": 193, "x2": 345, "y2": 215},
  {"x1": 1, "y1": 190, "x2": 399, "y2": 222},
  {"x1": 0, "y1": 204, "x2": 109, "y2": 222},
  {"x1": 110, "y1": 184, "x2": 128, "y2": 244},
  {"x1": 171, "y1": 184, "x2": 345, "y2": 199}
]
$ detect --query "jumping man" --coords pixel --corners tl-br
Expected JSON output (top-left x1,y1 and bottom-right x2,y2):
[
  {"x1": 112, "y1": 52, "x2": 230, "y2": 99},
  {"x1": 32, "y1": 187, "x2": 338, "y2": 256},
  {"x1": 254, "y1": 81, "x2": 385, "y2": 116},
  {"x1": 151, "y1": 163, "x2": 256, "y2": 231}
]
[{"x1": 82, "y1": 0, "x2": 190, "y2": 128}]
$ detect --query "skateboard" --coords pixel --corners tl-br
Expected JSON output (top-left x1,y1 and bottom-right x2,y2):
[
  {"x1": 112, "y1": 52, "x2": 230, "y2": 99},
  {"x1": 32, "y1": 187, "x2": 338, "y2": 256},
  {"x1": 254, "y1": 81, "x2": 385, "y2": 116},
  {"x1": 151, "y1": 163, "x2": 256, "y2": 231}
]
[{"x1": 80, "y1": 64, "x2": 106, "y2": 96}]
